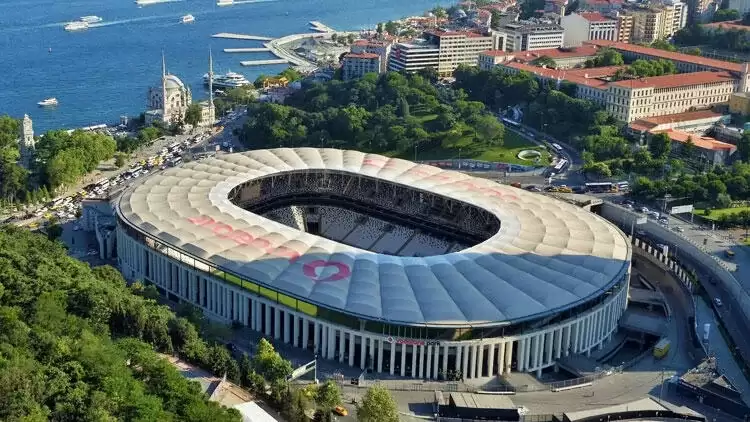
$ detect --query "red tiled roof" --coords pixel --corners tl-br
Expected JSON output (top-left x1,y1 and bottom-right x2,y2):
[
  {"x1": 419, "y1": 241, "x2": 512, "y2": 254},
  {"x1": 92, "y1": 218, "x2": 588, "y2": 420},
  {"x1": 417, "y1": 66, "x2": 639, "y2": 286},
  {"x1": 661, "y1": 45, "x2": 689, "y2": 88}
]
[
  {"x1": 481, "y1": 49, "x2": 512, "y2": 57},
  {"x1": 703, "y1": 20, "x2": 750, "y2": 32},
  {"x1": 585, "y1": 40, "x2": 743, "y2": 72},
  {"x1": 501, "y1": 61, "x2": 616, "y2": 88},
  {"x1": 628, "y1": 110, "x2": 726, "y2": 132},
  {"x1": 344, "y1": 52, "x2": 380, "y2": 60},
  {"x1": 656, "y1": 129, "x2": 737, "y2": 151},
  {"x1": 567, "y1": 65, "x2": 625, "y2": 77},
  {"x1": 352, "y1": 40, "x2": 369, "y2": 46},
  {"x1": 514, "y1": 44, "x2": 600, "y2": 60},
  {"x1": 580, "y1": 12, "x2": 612, "y2": 22},
  {"x1": 610, "y1": 71, "x2": 736, "y2": 90}
]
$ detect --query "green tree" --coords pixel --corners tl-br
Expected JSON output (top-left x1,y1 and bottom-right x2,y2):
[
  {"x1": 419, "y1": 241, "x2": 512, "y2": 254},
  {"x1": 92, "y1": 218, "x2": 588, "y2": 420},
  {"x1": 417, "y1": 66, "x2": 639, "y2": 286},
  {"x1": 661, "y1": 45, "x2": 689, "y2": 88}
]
[
  {"x1": 357, "y1": 385, "x2": 398, "y2": 422},
  {"x1": 649, "y1": 132, "x2": 672, "y2": 159},
  {"x1": 376, "y1": 23, "x2": 383, "y2": 35},
  {"x1": 384, "y1": 21, "x2": 399, "y2": 35},
  {"x1": 46, "y1": 222, "x2": 63, "y2": 240},
  {"x1": 252, "y1": 338, "x2": 293, "y2": 383},
  {"x1": 431, "y1": 6, "x2": 448, "y2": 18},
  {"x1": 650, "y1": 39, "x2": 677, "y2": 52},
  {"x1": 713, "y1": 8, "x2": 741, "y2": 22},
  {"x1": 739, "y1": 132, "x2": 750, "y2": 162},
  {"x1": 184, "y1": 103, "x2": 203, "y2": 128},
  {"x1": 315, "y1": 380, "x2": 342, "y2": 411},
  {"x1": 114, "y1": 152, "x2": 127, "y2": 168}
]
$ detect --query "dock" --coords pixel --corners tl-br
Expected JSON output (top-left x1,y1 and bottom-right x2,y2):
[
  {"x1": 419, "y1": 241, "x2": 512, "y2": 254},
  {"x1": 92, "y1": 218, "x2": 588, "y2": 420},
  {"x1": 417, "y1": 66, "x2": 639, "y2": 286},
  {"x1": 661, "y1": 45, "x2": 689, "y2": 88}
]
[
  {"x1": 309, "y1": 21, "x2": 335, "y2": 33},
  {"x1": 240, "y1": 59, "x2": 289, "y2": 66},
  {"x1": 212, "y1": 32, "x2": 274, "y2": 41},
  {"x1": 223, "y1": 48, "x2": 271, "y2": 53}
]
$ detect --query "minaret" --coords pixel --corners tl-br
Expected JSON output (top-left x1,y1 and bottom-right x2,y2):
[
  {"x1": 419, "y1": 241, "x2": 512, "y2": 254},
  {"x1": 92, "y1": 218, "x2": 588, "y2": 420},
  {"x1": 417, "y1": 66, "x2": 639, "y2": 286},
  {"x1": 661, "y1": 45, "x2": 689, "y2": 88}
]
[
  {"x1": 740, "y1": 62, "x2": 750, "y2": 93},
  {"x1": 19, "y1": 114, "x2": 35, "y2": 169},
  {"x1": 161, "y1": 51, "x2": 168, "y2": 122},
  {"x1": 208, "y1": 48, "x2": 216, "y2": 124}
]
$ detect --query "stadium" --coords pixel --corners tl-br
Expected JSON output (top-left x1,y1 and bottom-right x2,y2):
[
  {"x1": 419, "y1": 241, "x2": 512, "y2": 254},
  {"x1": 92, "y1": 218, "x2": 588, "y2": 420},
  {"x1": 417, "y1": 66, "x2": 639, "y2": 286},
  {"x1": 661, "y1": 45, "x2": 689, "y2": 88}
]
[{"x1": 116, "y1": 148, "x2": 632, "y2": 380}]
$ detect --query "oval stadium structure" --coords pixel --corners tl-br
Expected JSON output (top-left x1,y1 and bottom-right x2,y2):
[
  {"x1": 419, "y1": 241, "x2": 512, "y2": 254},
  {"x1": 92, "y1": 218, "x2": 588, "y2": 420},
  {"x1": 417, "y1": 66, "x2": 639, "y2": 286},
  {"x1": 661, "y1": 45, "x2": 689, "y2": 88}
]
[{"x1": 116, "y1": 148, "x2": 632, "y2": 379}]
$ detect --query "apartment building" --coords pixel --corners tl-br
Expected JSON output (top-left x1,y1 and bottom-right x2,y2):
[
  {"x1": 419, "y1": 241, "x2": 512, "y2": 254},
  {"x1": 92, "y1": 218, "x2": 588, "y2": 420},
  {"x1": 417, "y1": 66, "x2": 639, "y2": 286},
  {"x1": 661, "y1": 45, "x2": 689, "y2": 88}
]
[
  {"x1": 342, "y1": 52, "x2": 382, "y2": 80},
  {"x1": 615, "y1": 13, "x2": 634, "y2": 42},
  {"x1": 388, "y1": 30, "x2": 499, "y2": 76},
  {"x1": 623, "y1": 2, "x2": 687, "y2": 43},
  {"x1": 688, "y1": 0, "x2": 718, "y2": 23},
  {"x1": 580, "y1": 0, "x2": 624, "y2": 13},
  {"x1": 561, "y1": 12, "x2": 618, "y2": 46},
  {"x1": 350, "y1": 40, "x2": 393, "y2": 73},
  {"x1": 495, "y1": 21, "x2": 565, "y2": 52}
]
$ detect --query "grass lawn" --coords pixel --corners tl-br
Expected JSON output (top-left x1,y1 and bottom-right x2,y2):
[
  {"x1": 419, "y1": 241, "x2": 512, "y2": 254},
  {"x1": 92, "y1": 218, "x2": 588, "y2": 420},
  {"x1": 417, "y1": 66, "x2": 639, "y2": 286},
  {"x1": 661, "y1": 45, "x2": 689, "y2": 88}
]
[
  {"x1": 693, "y1": 206, "x2": 750, "y2": 221},
  {"x1": 416, "y1": 130, "x2": 551, "y2": 166}
]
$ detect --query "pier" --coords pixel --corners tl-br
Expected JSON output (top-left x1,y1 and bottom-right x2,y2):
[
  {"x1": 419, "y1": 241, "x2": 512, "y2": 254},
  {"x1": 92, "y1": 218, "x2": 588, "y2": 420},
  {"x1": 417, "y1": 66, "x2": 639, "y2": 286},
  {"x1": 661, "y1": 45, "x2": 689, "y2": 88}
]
[
  {"x1": 240, "y1": 59, "x2": 289, "y2": 66},
  {"x1": 223, "y1": 48, "x2": 271, "y2": 53},
  {"x1": 309, "y1": 21, "x2": 335, "y2": 33},
  {"x1": 212, "y1": 32, "x2": 274, "y2": 41}
]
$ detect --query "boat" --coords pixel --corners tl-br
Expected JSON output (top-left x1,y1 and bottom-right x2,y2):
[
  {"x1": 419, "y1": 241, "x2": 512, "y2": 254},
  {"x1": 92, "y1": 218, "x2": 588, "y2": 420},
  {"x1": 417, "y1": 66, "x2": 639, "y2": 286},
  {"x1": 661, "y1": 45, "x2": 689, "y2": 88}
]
[
  {"x1": 217, "y1": 0, "x2": 234, "y2": 6},
  {"x1": 38, "y1": 98, "x2": 58, "y2": 107},
  {"x1": 203, "y1": 71, "x2": 251, "y2": 88},
  {"x1": 80, "y1": 15, "x2": 102, "y2": 23},
  {"x1": 181, "y1": 14, "x2": 195, "y2": 24},
  {"x1": 135, "y1": 0, "x2": 170, "y2": 5},
  {"x1": 64, "y1": 21, "x2": 89, "y2": 31}
]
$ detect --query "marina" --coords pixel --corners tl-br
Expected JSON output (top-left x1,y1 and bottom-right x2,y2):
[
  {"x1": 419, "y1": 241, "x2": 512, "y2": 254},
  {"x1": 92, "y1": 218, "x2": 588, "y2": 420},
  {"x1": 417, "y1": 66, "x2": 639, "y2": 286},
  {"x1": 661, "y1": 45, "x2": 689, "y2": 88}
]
[
  {"x1": 223, "y1": 47, "x2": 270, "y2": 53},
  {"x1": 239, "y1": 59, "x2": 288, "y2": 66},
  {"x1": 211, "y1": 32, "x2": 274, "y2": 41}
]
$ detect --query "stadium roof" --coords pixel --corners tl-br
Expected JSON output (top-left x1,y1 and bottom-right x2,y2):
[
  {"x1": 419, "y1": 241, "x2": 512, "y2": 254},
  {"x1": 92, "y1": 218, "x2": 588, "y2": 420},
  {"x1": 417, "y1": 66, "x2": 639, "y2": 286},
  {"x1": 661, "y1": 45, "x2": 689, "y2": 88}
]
[{"x1": 117, "y1": 148, "x2": 631, "y2": 327}]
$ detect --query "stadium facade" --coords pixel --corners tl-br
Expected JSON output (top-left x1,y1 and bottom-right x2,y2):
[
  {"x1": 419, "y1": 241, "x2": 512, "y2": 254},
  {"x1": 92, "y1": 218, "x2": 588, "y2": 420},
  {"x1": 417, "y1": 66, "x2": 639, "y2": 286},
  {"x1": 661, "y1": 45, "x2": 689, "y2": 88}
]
[{"x1": 116, "y1": 148, "x2": 631, "y2": 379}]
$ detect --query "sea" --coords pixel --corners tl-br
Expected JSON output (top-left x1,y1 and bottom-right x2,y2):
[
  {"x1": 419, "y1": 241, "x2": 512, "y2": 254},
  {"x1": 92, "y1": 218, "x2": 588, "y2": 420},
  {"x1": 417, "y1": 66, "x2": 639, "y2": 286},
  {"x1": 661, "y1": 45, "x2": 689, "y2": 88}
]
[{"x1": 0, "y1": 0, "x2": 449, "y2": 133}]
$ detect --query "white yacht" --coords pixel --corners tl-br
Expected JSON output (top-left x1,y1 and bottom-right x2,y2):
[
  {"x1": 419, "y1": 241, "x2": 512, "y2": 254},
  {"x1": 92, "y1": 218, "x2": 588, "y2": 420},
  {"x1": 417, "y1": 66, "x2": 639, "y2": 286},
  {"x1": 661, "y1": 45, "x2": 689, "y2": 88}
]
[
  {"x1": 64, "y1": 21, "x2": 89, "y2": 31},
  {"x1": 181, "y1": 14, "x2": 195, "y2": 24},
  {"x1": 135, "y1": 0, "x2": 170, "y2": 5},
  {"x1": 38, "y1": 98, "x2": 59, "y2": 107},
  {"x1": 217, "y1": 0, "x2": 234, "y2": 6},
  {"x1": 80, "y1": 16, "x2": 103, "y2": 23},
  {"x1": 203, "y1": 71, "x2": 251, "y2": 88}
]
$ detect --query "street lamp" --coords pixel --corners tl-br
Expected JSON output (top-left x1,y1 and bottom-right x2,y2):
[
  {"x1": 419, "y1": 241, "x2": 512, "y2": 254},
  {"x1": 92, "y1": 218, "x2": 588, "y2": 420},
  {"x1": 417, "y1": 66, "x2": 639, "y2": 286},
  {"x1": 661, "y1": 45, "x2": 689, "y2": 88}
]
[{"x1": 458, "y1": 148, "x2": 462, "y2": 170}]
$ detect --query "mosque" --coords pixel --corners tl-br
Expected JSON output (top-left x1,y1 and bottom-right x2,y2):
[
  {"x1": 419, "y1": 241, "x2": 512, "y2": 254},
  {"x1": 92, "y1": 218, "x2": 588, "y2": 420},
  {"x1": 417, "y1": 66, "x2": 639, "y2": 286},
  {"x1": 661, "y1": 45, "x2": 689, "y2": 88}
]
[{"x1": 145, "y1": 54, "x2": 215, "y2": 128}]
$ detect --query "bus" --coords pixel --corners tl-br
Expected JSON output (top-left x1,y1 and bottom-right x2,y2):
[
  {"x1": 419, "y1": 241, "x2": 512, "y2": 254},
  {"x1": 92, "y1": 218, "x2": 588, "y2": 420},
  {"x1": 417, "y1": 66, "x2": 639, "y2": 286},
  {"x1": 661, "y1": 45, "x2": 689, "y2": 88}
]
[
  {"x1": 617, "y1": 181, "x2": 629, "y2": 192},
  {"x1": 585, "y1": 182, "x2": 618, "y2": 193},
  {"x1": 501, "y1": 118, "x2": 520, "y2": 127},
  {"x1": 653, "y1": 338, "x2": 671, "y2": 359},
  {"x1": 551, "y1": 143, "x2": 563, "y2": 152},
  {"x1": 553, "y1": 159, "x2": 568, "y2": 172}
]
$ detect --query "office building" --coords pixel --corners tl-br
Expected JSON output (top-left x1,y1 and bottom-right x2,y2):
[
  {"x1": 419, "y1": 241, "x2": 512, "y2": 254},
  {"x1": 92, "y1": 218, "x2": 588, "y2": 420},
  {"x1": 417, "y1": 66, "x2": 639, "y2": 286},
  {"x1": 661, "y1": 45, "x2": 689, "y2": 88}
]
[
  {"x1": 495, "y1": 21, "x2": 565, "y2": 52},
  {"x1": 389, "y1": 30, "x2": 499, "y2": 76}
]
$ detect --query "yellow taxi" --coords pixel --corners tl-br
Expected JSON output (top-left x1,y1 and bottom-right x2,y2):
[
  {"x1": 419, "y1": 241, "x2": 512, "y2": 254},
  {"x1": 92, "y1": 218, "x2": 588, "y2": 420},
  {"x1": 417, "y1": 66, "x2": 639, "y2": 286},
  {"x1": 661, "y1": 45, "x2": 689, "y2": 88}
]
[{"x1": 333, "y1": 406, "x2": 348, "y2": 416}]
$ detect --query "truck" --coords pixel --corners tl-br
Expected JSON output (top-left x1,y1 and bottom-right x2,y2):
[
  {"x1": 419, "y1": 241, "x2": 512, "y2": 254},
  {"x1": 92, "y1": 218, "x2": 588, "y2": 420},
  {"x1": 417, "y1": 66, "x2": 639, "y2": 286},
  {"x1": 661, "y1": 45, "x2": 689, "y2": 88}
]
[{"x1": 653, "y1": 338, "x2": 671, "y2": 359}]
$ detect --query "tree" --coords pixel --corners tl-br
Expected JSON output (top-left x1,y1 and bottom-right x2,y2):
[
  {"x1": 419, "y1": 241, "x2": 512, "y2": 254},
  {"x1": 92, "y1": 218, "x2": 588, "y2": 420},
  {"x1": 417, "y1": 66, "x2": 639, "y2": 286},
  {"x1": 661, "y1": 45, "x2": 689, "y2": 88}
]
[
  {"x1": 490, "y1": 9, "x2": 504, "y2": 30},
  {"x1": 376, "y1": 23, "x2": 383, "y2": 35},
  {"x1": 184, "y1": 103, "x2": 203, "y2": 128},
  {"x1": 315, "y1": 380, "x2": 342, "y2": 411},
  {"x1": 713, "y1": 8, "x2": 741, "y2": 22},
  {"x1": 650, "y1": 39, "x2": 677, "y2": 52},
  {"x1": 114, "y1": 152, "x2": 127, "y2": 168},
  {"x1": 347, "y1": 33, "x2": 355, "y2": 45},
  {"x1": 684, "y1": 136, "x2": 697, "y2": 158},
  {"x1": 331, "y1": 33, "x2": 338, "y2": 43},
  {"x1": 46, "y1": 222, "x2": 63, "y2": 240},
  {"x1": 384, "y1": 21, "x2": 399, "y2": 35},
  {"x1": 739, "y1": 132, "x2": 750, "y2": 163},
  {"x1": 252, "y1": 338, "x2": 293, "y2": 383},
  {"x1": 649, "y1": 132, "x2": 672, "y2": 159},
  {"x1": 357, "y1": 385, "x2": 398, "y2": 422},
  {"x1": 431, "y1": 6, "x2": 448, "y2": 18}
]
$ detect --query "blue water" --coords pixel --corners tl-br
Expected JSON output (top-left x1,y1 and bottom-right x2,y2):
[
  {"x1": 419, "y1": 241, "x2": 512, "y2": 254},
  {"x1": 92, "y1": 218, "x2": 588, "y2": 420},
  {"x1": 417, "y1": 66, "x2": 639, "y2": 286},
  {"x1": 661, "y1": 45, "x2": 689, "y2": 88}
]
[{"x1": 0, "y1": 0, "x2": 449, "y2": 132}]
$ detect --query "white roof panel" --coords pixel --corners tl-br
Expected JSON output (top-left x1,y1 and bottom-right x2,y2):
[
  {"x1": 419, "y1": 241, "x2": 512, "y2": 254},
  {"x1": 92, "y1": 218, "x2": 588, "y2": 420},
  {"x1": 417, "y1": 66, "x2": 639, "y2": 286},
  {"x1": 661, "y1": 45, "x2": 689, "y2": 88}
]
[{"x1": 117, "y1": 148, "x2": 631, "y2": 327}]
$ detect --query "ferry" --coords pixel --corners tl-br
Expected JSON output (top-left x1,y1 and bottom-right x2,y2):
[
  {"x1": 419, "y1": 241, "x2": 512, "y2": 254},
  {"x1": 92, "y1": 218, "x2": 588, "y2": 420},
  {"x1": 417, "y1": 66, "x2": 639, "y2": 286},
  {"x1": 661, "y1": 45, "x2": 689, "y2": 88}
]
[
  {"x1": 135, "y1": 0, "x2": 171, "y2": 5},
  {"x1": 80, "y1": 16, "x2": 103, "y2": 23},
  {"x1": 203, "y1": 71, "x2": 251, "y2": 88},
  {"x1": 64, "y1": 21, "x2": 89, "y2": 31},
  {"x1": 217, "y1": 0, "x2": 234, "y2": 6},
  {"x1": 38, "y1": 98, "x2": 59, "y2": 107},
  {"x1": 181, "y1": 14, "x2": 195, "y2": 24}
]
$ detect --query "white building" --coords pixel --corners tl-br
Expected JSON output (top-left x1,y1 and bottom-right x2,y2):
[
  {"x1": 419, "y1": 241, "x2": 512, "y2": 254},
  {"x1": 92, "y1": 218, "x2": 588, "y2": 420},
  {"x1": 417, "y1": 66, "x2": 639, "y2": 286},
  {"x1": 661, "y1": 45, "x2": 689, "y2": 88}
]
[
  {"x1": 342, "y1": 52, "x2": 382, "y2": 80},
  {"x1": 561, "y1": 12, "x2": 618, "y2": 46},
  {"x1": 351, "y1": 40, "x2": 393, "y2": 73},
  {"x1": 388, "y1": 40, "x2": 441, "y2": 73},
  {"x1": 496, "y1": 22, "x2": 565, "y2": 52},
  {"x1": 146, "y1": 55, "x2": 192, "y2": 126}
]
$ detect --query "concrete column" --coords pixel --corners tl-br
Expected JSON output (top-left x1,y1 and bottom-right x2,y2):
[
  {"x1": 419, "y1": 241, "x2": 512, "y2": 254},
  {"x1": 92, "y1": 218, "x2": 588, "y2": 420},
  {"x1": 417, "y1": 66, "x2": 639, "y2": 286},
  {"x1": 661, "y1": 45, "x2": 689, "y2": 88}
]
[
  {"x1": 462, "y1": 345, "x2": 469, "y2": 378},
  {"x1": 400, "y1": 343, "x2": 407, "y2": 377},
  {"x1": 487, "y1": 343, "x2": 495, "y2": 377},
  {"x1": 348, "y1": 333, "x2": 356, "y2": 366},
  {"x1": 328, "y1": 327, "x2": 336, "y2": 361},
  {"x1": 389, "y1": 342, "x2": 396, "y2": 376},
  {"x1": 369, "y1": 337, "x2": 376, "y2": 371},
  {"x1": 433, "y1": 344, "x2": 440, "y2": 379},
  {"x1": 302, "y1": 318, "x2": 310, "y2": 350},
  {"x1": 292, "y1": 314, "x2": 298, "y2": 347},
  {"x1": 545, "y1": 332, "x2": 553, "y2": 366},
  {"x1": 442, "y1": 345, "x2": 449, "y2": 377},
  {"x1": 504, "y1": 342, "x2": 513, "y2": 375},
  {"x1": 470, "y1": 345, "x2": 479, "y2": 379},
  {"x1": 555, "y1": 328, "x2": 563, "y2": 359},
  {"x1": 534, "y1": 335, "x2": 542, "y2": 369},
  {"x1": 377, "y1": 339, "x2": 383, "y2": 374},
  {"x1": 339, "y1": 331, "x2": 346, "y2": 363},
  {"x1": 477, "y1": 344, "x2": 485, "y2": 378},
  {"x1": 411, "y1": 344, "x2": 417, "y2": 378},
  {"x1": 264, "y1": 304, "x2": 272, "y2": 336},
  {"x1": 455, "y1": 346, "x2": 463, "y2": 377},
  {"x1": 283, "y1": 312, "x2": 290, "y2": 344},
  {"x1": 273, "y1": 308, "x2": 281, "y2": 340},
  {"x1": 426, "y1": 345, "x2": 433, "y2": 379},
  {"x1": 322, "y1": 325, "x2": 329, "y2": 359},
  {"x1": 517, "y1": 339, "x2": 526, "y2": 371},
  {"x1": 360, "y1": 336, "x2": 367, "y2": 369},
  {"x1": 524, "y1": 338, "x2": 532, "y2": 371},
  {"x1": 419, "y1": 345, "x2": 425, "y2": 378}
]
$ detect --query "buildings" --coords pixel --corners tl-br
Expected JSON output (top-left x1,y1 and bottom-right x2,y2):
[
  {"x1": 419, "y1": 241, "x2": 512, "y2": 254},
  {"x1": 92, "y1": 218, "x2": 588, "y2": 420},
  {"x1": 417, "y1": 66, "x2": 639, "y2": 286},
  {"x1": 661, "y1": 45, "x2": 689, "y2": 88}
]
[
  {"x1": 495, "y1": 21, "x2": 565, "y2": 52},
  {"x1": 620, "y1": 2, "x2": 687, "y2": 43},
  {"x1": 350, "y1": 39, "x2": 392, "y2": 73},
  {"x1": 660, "y1": 129, "x2": 738, "y2": 166},
  {"x1": 729, "y1": 0, "x2": 750, "y2": 16},
  {"x1": 388, "y1": 30, "x2": 499, "y2": 76},
  {"x1": 579, "y1": 0, "x2": 624, "y2": 13},
  {"x1": 17, "y1": 114, "x2": 35, "y2": 169},
  {"x1": 615, "y1": 13, "x2": 634, "y2": 43},
  {"x1": 561, "y1": 12, "x2": 618, "y2": 46},
  {"x1": 116, "y1": 149, "x2": 631, "y2": 380},
  {"x1": 479, "y1": 44, "x2": 601, "y2": 70},
  {"x1": 342, "y1": 52, "x2": 382, "y2": 80},
  {"x1": 730, "y1": 91, "x2": 750, "y2": 115},
  {"x1": 145, "y1": 55, "x2": 192, "y2": 126}
]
